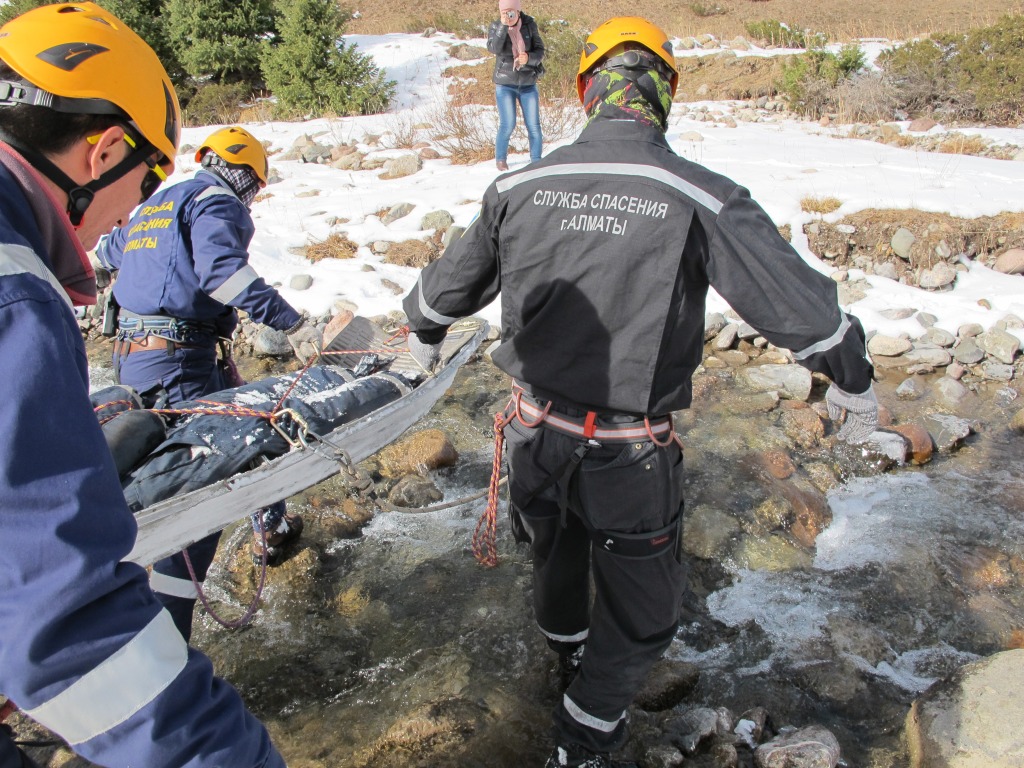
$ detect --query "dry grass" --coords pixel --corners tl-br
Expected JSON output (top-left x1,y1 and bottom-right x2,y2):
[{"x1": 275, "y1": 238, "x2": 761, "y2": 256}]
[
  {"x1": 936, "y1": 133, "x2": 990, "y2": 155},
  {"x1": 350, "y1": 0, "x2": 1024, "y2": 44},
  {"x1": 382, "y1": 239, "x2": 439, "y2": 268},
  {"x1": 304, "y1": 232, "x2": 359, "y2": 262},
  {"x1": 801, "y1": 196, "x2": 843, "y2": 215}
]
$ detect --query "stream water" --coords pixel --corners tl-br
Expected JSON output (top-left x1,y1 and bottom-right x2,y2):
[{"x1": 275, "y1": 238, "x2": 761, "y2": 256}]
[{"x1": 63, "y1": 357, "x2": 1022, "y2": 768}]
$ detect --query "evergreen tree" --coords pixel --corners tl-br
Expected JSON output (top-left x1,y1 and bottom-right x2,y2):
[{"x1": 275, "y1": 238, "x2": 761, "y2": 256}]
[
  {"x1": 166, "y1": 0, "x2": 276, "y2": 86},
  {"x1": 261, "y1": 0, "x2": 394, "y2": 117},
  {"x1": 98, "y1": 0, "x2": 187, "y2": 87},
  {"x1": 0, "y1": 0, "x2": 53, "y2": 27}
]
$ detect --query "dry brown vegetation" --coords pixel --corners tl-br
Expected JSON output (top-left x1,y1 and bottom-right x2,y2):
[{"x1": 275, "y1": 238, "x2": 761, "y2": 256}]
[
  {"x1": 800, "y1": 195, "x2": 842, "y2": 215},
  {"x1": 304, "y1": 232, "x2": 360, "y2": 262},
  {"x1": 350, "y1": 0, "x2": 1023, "y2": 44}
]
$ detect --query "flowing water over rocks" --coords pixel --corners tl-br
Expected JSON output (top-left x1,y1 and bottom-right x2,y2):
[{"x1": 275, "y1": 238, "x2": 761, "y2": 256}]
[{"x1": 26, "y1": 341, "x2": 1024, "y2": 767}]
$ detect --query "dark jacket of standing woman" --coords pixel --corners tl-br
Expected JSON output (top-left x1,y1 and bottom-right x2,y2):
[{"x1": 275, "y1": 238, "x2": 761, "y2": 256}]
[{"x1": 487, "y1": 14, "x2": 545, "y2": 87}]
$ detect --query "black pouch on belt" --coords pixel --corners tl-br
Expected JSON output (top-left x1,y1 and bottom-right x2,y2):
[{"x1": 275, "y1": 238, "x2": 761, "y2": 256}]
[
  {"x1": 101, "y1": 409, "x2": 167, "y2": 478},
  {"x1": 101, "y1": 290, "x2": 119, "y2": 337}
]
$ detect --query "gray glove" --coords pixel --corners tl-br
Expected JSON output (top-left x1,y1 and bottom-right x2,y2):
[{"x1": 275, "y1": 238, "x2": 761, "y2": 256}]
[
  {"x1": 285, "y1": 314, "x2": 322, "y2": 362},
  {"x1": 408, "y1": 333, "x2": 443, "y2": 374},
  {"x1": 94, "y1": 266, "x2": 113, "y2": 290},
  {"x1": 826, "y1": 383, "x2": 879, "y2": 444}
]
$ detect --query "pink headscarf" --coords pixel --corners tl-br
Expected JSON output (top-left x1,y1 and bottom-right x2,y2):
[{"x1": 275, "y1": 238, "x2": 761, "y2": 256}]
[{"x1": 499, "y1": 0, "x2": 526, "y2": 67}]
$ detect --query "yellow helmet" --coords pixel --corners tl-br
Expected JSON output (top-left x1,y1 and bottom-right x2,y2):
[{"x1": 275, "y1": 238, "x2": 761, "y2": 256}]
[
  {"x1": 196, "y1": 126, "x2": 268, "y2": 185},
  {"x1": 0, "y1": 2, "x2": 180, "y2": 166},
  {"x1": 577, "y1": 17, "x2": 678, "y2": 103}
]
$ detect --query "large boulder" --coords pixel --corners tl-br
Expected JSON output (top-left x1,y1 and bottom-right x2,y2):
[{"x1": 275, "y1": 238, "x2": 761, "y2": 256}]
[{"x1": 906, "y1": 649, "x2": 1024, "y2": 768}]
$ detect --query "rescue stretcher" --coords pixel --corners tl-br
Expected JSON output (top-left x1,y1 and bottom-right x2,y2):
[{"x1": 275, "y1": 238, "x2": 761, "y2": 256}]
[{"x1": 115, "y1": 316, "x2": 488, "y2": 567}]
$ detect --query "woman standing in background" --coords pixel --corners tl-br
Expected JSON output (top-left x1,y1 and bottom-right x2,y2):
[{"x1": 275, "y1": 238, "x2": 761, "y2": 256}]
[{"x1": 487, "y1": 0, "x2": 545, "y2": 170}]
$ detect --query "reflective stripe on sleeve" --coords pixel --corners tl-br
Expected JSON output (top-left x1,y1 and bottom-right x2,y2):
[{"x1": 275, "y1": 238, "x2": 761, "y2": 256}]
[
  {"x1": 792, "y1": 314, "x2": 851, "y2": 361},
  {"x1": 494, "y1": 163, "x2": 725, "y2": 214},
  {"x1": 23, "y1": 609, "x2": 188, "y2": 745},
  {"x1": 196, "y1": 186, "x2": 238, "y2": 203},
  {"x1": 416, "y1": 281, "x2": 461, "y2": 326},
  {"x1": 208, "y1": 263, "x2": 260, "y2": 305},
  {"x1": 539, "y1": 626, "x2": 589, "y2": 644},
  {"x1": 0, "y1": 243, "x2": 73, "y2": 308},
  {"x1": 562, "y1": 693, "x2": 625, "y2": 733},
  {"x1": 150, "y1": 570, "x2": 200, "y2": 600}
]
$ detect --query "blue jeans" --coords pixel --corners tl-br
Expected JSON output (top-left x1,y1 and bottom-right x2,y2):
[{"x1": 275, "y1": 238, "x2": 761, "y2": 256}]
[{"x1": 496, "y1": 84, "x2": 542, "y2": 163}]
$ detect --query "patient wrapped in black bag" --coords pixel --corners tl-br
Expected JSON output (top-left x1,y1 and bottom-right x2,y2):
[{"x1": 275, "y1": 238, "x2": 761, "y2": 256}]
[{"x1": 91, "y1": 362, "x2": 412, "y2": 511}]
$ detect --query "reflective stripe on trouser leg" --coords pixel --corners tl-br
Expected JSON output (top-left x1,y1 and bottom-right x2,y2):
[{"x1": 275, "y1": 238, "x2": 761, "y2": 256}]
[
  {"x1": 555, "y1": 438, "x2": 686, "y2": 753},
  {"x1": 151, "y1": 530, "x2": 222, "y2": 642}
]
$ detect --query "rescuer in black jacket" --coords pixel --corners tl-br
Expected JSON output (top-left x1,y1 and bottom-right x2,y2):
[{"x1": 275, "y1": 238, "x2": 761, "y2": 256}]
[{"x1": 403, "y1": 17, "x2": 877, "y2": 768}]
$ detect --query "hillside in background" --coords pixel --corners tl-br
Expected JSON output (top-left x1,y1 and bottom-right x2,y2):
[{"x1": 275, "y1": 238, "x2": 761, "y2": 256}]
[{"x1": 350, "y1": 0, "x2": 1024, "y2": 41}]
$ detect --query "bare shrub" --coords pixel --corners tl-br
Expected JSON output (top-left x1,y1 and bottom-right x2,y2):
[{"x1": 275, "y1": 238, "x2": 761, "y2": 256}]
[
  {"x1": 381, "y1": 111, "x2": 422, "y2": 149},
  {"x1": 382, "y1": 239, "x2": 438, "y2": 268},
  {"x1": 428, "y1": 89, "x2": 498, "y2": 164},
  {"x1": 183, "y1": 82, "x2": 249, "y2": 127},
  {"x1": 305, "y1": 233, "x2": 359, "y2": 263},
  {"x1": 690, "y1": 3, "x2": 727, "y2": 17},
  {"x1": 800, "y1": 196, "x2": 843, "y2": 215},
  {"x1": 835, "y1": 72, "x2": 899, "y2": 123},
  {"x1": 936, "y1": 133, "x2": 990, "y2": 155}
]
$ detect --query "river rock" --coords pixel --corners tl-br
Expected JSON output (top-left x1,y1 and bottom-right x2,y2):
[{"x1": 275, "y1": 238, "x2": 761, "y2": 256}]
[
  {"x1": 381, "y1": 202, "x2": 414, "y2": 225},
  {"x1": 739, "y1": 365, "x2": 812, "y2": 401},
  {"x1": 735, "y1": 707, "x2": 769, "y2": 748},
  {"x1": 919, "y1": 262, "x2": 958, "y2": 289},
  {"x1": 684, "y1": 504, "x2": 742, "y2": 559},
  {"x1": 330, "y1": 151, "x2": 362, "y2": 171},
  {"x1": 635, "y1": 659, "x2": 700, "y2": 712},
  {"x1": 922, "y1": 327, "x2": 956, "y2": 347},
  {"x1": 715, "y1": 324, "x2": 739, "y2": 350},
  {"x1": 935, "y1": 376, "x2": 969, "y2": 406},
  {"x1": 719, "y1": 349, "x2": 750, "y2": 367},
  {"x1": 705, "y1": 312, "x2": 727, "y2": 340},
  {"x1": 896, "y1": 377, "x2": 927, "y2": 400},
  {"x1": 952, "y1": 338, "x2": 986, "y2": 365},
  {"x1": 289, "y1": 274, "x2": 313, "y2": 291},
  {"x1": 755, "y1": 725, "x2": 841, "y2": 768},
  {"x1": 868, "y1": 334, "x2": 912, "y2": 357},
  {"x1": 958, "y1": 323, "x2": 984, "y2": 339},
  {"x1": 759, "y1": 450, "x2": 796, "y2": 479},
  {"x1": 923, "y1": 414, "x2": 971, "y2": 452},
  {"x1": 442, "y1": 225, "x2": 465, "y2": 250},
  {"x1": 380, "y1": 153, "x2": 423, "y2": 180},
  {"x1": 737, "y1": 322, "x2": 759, "y2": 340},
  {"x1": 916, "y1": 311, "x2": 938, "y2": 328},
  {"x1": 420, "y1": 209, "x2": 454, "y2": 231},
  {"x1": 890, "y1": 424, "x2": 934, "y2": 464},
  {"x1": 891, "y1": 227, "x2": 916, "y2": 260},
  {"x1": 906, "y1": 649, "x2": 1024, "y2": 768},
  {"x1": 879, "y1": 307, "x2": 916, "y2": 320},
  {"x1": 1011, "y1": 408, "x2": 1024, "y2": 432},
  {"x1": 908, "y1": 117, "x2": 938, "y2": 132},
  {"x1": 377, "y1": 429, "x2": 458, "y2": 477},
  {"x1": 781, "y1": 408, "x2": 824, "y2": 448},
  {"x1": 253, "y1": 327, "x2": 293, "y2": 357},
  {"x1": 909, "y1": 345, "x2": 953, "y2": 367},
  {"x1": 387, "y1": 473, "x2": 443, "y2": 508},
  {"x1": 979, "y1": 361, "x2": 1014, "y2": 381},
  {"x1": 976, "y1": 329, "x2": 1020, "y2": 364},
  {"x1": 993, "y1": 248, "x2": 1024, "y2": 274},
  {"x1": 642, "y1": 744, "x2": 684, "y2": 768},
  {"x1": 664, "y1": 706, "x2": 720, "y2": 754},
  {"x1": 861, "y1": 431, "x2": 908, "y2": 465}
]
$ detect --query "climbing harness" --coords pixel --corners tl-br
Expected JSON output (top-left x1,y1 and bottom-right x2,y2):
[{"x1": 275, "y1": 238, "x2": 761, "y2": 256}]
[{"x1": 471, "y1": 385, "x2": 683, "y2": 567}]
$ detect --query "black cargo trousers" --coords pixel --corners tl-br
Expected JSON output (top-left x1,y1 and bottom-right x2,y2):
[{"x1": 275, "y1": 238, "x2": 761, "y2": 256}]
[{"x1": 503, "y1": 401, "x2": 687, "y2": 753}]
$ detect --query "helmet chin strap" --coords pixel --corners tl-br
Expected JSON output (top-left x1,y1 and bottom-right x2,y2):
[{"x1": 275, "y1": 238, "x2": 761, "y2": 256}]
[{"x1": 0, "y1": 126, "x2": 150, "y2": 227}]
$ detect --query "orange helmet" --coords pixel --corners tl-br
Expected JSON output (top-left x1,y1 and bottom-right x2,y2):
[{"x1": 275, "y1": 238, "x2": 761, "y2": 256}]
[
  {"x1": 577, "y1": 17, "x2": 678, "y2": 103},
  {"x1": 196, "y1": 126, "x2": 268, "y2": 185},
  {"x1": 0, "y1": 1, "x2": 180, "y2": 166}
]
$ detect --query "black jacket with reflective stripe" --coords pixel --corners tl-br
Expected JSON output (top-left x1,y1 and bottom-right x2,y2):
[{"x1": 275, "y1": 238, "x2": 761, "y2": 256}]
[{"x1": 404, "y1": 119, "x2": 873, "y2": 415}]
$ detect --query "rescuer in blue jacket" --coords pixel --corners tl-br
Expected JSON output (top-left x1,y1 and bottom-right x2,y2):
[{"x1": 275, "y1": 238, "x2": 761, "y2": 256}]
[
  {"x1": 0, "y1": 4, "x2": 285, "y2": 767},
  {"x1": 96, "y1": 125, "x2": 320, "y2": 640}
]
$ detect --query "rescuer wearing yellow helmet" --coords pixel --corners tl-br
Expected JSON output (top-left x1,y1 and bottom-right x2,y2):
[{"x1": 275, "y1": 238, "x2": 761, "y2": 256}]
[
  {"x1": 0, "y1": 4, "x2": 285, "y2": 766},
  {"x1": 95, "y1": 123, "x2": 316, "y2": 630},
  {"x1": 403, "y1": 16, "x2": 877, "y2": 767}
]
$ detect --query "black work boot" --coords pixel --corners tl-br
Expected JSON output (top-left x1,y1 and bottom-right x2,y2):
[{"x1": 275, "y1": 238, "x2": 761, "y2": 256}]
[
  {"x1": 557, "y1": 645, "x2": 585, "y2": 691},
  {"x1": 543, "y1": 743, "x2": 637, "y2": 768},
  {"x1": 252, "y1": 512, "x2": 304, "y2": 566}
]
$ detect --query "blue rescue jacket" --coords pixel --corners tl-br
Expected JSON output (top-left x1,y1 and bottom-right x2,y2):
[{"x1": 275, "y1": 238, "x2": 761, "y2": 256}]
[
  {"x1": 0, "y1": 158, "x2": 284, "y2": 767},
  {"x1": 97, "y1": 170, "x2": 300, "y2": 341}
]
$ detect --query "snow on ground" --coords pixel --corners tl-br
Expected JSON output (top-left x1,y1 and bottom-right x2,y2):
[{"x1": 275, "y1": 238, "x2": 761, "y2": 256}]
[{"x1": 168, "y1": 32, "x2": 1024, "y2": 346}]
